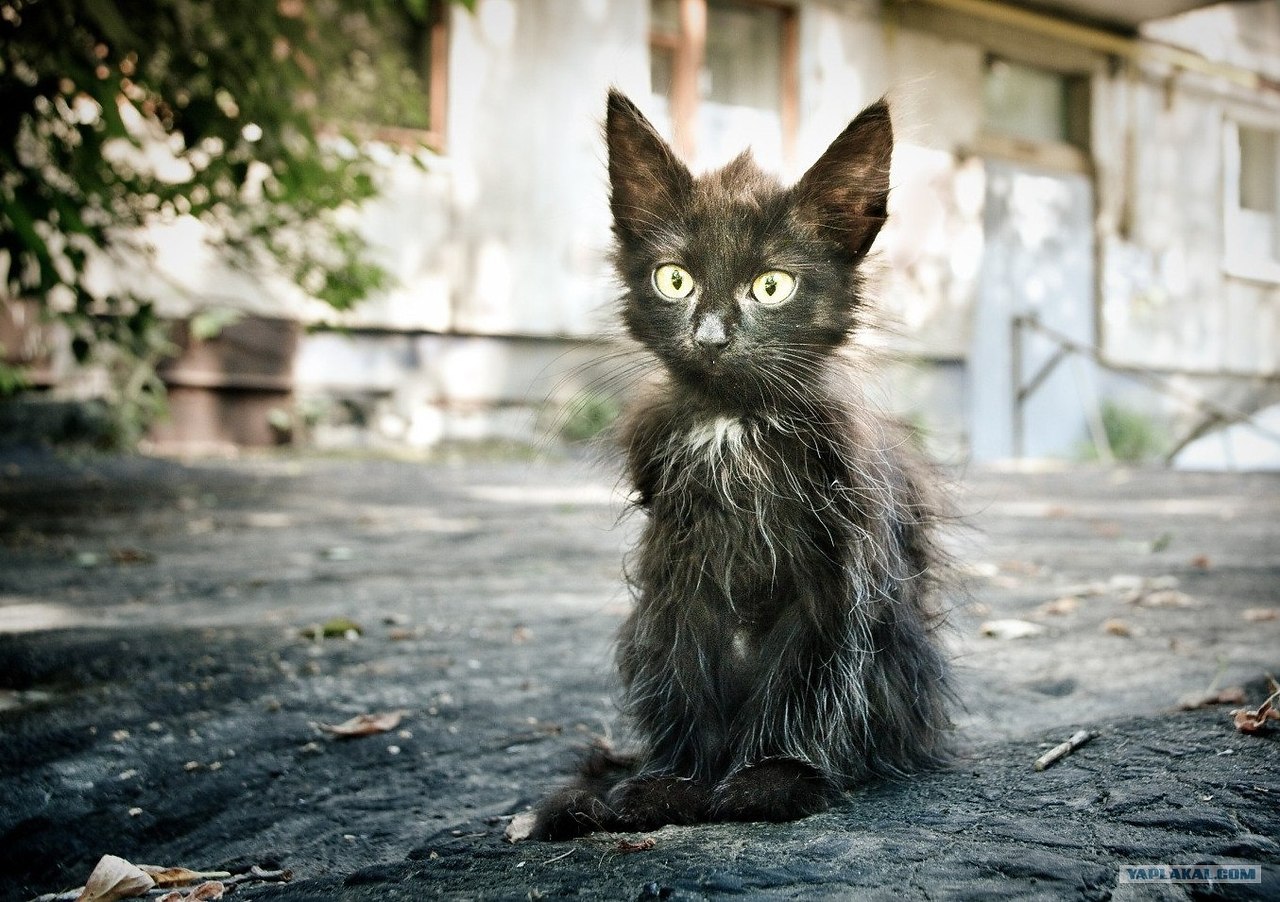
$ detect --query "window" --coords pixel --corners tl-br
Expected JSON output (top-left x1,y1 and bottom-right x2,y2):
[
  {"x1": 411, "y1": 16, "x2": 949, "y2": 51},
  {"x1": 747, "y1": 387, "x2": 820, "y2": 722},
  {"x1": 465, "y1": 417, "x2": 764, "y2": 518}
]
[
  {"x1": 649, "y1": 0, "x2": 797, "y2": 172},
  {"x1": 313, "y1": 0, "x2": 449, "y2": 149},
  {"x1": 983, "y1": 57, "x2": 1089, "y2": 151},
  {"x1": 1225, "y1": 119, "x2": 1280, "y2": 281}
]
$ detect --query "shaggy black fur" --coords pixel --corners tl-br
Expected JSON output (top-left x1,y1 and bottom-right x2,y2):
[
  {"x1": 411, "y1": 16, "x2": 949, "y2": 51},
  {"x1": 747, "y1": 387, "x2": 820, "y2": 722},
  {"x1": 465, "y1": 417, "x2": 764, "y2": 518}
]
[{"x1": 531, "y1": 90, "x2": 952, "y2": 840}]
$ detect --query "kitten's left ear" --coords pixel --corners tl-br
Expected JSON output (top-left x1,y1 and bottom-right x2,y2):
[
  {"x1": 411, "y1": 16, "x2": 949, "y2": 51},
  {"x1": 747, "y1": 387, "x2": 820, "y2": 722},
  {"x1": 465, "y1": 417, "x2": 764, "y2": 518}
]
[{"x1": 793, "y1": 99, "x2": 893, "y2": 261}]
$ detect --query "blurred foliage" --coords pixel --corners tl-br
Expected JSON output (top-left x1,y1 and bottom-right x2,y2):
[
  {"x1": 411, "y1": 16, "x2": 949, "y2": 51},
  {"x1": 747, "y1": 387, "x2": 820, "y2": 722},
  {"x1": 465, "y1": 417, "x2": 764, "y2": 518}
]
[
  {"x1": 0, "y1": 0, "x2": 467, "y2": 445},
  {"x1": 1096, "y1": 399, "x2": 1169, "y2": 463},
  {"x1": 314, "y1": 0, "x2": 435, "y2": 131},
  {"x1": 0, "y1": 359, "x2": 29, "y2": 394},
  {"x1": 560, "y1": 391, "x2": 621, "y2": 444}
]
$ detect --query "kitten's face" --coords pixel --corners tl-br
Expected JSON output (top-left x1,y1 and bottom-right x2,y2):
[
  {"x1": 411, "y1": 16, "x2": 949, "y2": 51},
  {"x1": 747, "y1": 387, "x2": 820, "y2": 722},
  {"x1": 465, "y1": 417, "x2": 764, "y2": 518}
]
[{"x1": 605, "y1": 91, "x2": 893, "y2": 407}]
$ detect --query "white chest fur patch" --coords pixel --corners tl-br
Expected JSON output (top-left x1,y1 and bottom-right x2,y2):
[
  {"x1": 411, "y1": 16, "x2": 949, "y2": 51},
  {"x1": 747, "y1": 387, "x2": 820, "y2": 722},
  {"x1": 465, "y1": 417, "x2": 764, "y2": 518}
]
[{"x1": 685, "y1": 416, "x2": 747, "y2": 459}]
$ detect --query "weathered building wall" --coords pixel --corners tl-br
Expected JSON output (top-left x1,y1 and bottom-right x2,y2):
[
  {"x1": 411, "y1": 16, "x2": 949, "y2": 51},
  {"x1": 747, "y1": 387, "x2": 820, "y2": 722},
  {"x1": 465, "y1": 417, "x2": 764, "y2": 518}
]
[
  {"x1": 1096, "y1": 65, "x2": 1280, "y2": 377},
  {"x1": 847, "y1": 0, "x2": 1280, "y2": 460},
  {"x1": 64, "y1": 0, "x2": 1280, "y2": 459},
  {"x1": 303, "y1": 0, "x2": 998, "y2": 453},
  {"x1": 290, "y1": 0, "x2": 652, "y2": 446}
]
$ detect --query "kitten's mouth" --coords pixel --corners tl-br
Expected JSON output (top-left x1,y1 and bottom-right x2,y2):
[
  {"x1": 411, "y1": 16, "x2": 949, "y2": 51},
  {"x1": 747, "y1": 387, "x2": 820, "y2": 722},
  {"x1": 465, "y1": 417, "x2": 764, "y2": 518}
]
[
  {"x1": 689, "y1": 348, "x2": 731, "y2": 378},
  {"x1": 680, "y1": 351, "x2": 753, "y2": 396}
]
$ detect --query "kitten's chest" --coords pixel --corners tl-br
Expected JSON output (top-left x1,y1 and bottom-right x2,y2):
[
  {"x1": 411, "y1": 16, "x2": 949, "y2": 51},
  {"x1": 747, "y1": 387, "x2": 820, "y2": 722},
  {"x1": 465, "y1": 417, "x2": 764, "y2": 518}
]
[
  {"x1": 639, "y1": 412, "x2": 841, "y2": 641},
  {"x1": 655, "y1": 413, "x2": 809, "y2": 506},
  {"x1": 646, "y1": 412, "x2": 842, "y2": 571}
]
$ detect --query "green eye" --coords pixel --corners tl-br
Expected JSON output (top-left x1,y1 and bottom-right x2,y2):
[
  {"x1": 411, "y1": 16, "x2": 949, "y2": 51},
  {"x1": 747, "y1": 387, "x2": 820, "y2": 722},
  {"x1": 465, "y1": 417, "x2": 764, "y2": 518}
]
[
  {"x1": 751, "y1": 270, "x2": 796, "y2": 304},
  {"x1": 653, "y1": 264, "x2": 695, "y2": 300}
]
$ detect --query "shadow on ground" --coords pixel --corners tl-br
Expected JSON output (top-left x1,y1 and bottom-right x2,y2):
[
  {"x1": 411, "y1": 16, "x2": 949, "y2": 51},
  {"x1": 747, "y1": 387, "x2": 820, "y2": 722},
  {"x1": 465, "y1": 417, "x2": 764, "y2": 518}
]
[{"x1": 0, "y1": 449, "x2": 1277, "y2": 901}]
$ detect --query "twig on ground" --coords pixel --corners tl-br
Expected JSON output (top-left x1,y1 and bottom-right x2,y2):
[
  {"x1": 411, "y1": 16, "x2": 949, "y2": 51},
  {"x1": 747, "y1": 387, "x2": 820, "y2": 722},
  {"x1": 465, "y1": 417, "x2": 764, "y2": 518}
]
[
  {"x1": 215, "y1": 867, "x2": 292, "y2": 889},
  {"x1": 541, "y1": 848, "x2": 575, "y2": 865},
  {"x1": 1034, "y1": 730, "x2": 1097, "y2": 771}
]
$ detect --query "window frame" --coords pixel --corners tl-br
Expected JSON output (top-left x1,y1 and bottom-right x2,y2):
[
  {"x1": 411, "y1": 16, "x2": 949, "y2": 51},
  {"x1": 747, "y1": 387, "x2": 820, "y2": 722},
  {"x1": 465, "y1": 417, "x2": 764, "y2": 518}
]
[
  {"x1": 317, "y1": 0, "x2": 451, "y2": 153},
  {"x1": 1223, "y1": 111, "x2": 1280, "y2": 285},
  {"x1": 648, "y1": 0, "x2": 798, "y2": 167},
  {"x1": 974, "y1": 53, "x2": 1092, "y2": 175}
]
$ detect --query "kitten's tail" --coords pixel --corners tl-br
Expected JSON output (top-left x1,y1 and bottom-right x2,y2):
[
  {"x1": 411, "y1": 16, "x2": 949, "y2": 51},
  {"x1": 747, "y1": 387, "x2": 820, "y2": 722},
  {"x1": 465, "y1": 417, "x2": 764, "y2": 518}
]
[{"x1": 528, "y1": 741, "x2": 638, "y2": 840}]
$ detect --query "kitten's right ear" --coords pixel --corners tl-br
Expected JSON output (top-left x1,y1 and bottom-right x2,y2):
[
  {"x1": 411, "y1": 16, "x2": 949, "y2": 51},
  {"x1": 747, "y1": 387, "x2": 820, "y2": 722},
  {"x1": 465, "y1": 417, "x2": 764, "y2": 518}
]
[{"x1": 606, "y1": 90, "x2": 692, "y2": 240}]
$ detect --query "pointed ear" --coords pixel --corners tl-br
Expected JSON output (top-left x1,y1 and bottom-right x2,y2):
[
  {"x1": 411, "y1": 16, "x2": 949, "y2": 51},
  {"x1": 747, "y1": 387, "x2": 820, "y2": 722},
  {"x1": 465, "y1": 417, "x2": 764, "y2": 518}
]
[
  {"x1": 606, "y1": 89, "x2": 692, "y2": 240},
  {"x1": 793, "y1": 99, "x2": 894, "y2": 260}
]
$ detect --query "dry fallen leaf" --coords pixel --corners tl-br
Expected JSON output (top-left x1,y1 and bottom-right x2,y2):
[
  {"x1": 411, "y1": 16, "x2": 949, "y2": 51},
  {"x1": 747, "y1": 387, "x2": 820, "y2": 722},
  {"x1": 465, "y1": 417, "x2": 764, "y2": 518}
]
[
  {"x1": 980, "y1": 619, "x2": 1045, "y2": 640},
  {"x1": 1231, "y1": 688, "x2": 1280, "y2": 734},
  {"x1": 140, "y1": 867, "x2": 202, "y2": 887},
  {"x1": 138, "y1": 866, "x2": 232, "y2": 888},
  {"x1": 1037, "y1": 596, "x2": 1079, "y2": 617},
  {"x1": 1102, "y1": 618, "x2": 1132, "y2": 637},
  {"x1": 1177, "y1": 687, "x2": 1246, "y2": 710},
  {"x1": 75, "y1": 855, "x2": 155, "y2": 902},
  {"x1": 1232, "y1": 704, "x2": 1279, "y2": 734},
  {"x1": 320, "y1": 710, "x2": 406, "y2": 738},
  {"x1": 615, "y1": 837, "x2": 656, "y2": 853},
  {"x1": 1132, "y1": 589, "x2": 1197, "y2": 608},
  {"x1": 157, "y1": 883, "x2": 225, "y2": 902},
  {"x1": 109, "y1": 547, "x2": 154, "y2": 565},
  {"x1": 1243, "y1": 608, "x2": 1279, "y2": 622},
  {"x1": 505, "y1": 811, "x2": 537, "y2": 843},
  {"x1": 1190, "y1": 554, "x2": 1212, "y2": 569}
]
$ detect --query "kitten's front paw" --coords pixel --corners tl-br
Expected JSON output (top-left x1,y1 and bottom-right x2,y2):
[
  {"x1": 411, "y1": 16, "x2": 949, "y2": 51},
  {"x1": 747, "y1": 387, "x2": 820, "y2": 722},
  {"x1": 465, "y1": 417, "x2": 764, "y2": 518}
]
[
  {"x1": 607, "y1": 775, "x2": 711, "y2": 831},
  {"x1": 710, "y1": 758, "x2": 835, "y2": 823},
  {"x1": 528, "y1": 787, "x2": 616, "y2": 841}
]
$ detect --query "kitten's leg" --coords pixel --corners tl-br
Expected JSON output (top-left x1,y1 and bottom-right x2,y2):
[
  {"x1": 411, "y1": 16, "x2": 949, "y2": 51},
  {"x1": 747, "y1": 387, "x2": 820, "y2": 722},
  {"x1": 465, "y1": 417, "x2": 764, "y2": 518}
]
[
  {"x1": 607, "y1": 773, "x2": 712, "y2": 831},
  {"x1": 710, "y1": 757, "x2": 836, "y2": 823}
]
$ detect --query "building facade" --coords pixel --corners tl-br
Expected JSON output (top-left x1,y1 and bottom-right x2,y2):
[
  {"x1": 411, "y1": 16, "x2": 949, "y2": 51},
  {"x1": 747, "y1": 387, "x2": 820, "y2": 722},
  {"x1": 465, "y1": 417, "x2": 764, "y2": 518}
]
[{"x1": 56, "y1": 0, "x2": 1280, "y2": 460}]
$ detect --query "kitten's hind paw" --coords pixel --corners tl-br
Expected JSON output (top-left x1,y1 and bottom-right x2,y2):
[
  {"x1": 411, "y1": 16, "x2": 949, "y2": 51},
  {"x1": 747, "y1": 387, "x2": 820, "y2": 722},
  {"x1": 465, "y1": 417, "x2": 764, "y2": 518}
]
[
  {"x1": 607, "y1": 774, "x2": 712, "y2": 831},
  {"x1": 711, "y1": 758, "x2": 835, "y2": 823}
]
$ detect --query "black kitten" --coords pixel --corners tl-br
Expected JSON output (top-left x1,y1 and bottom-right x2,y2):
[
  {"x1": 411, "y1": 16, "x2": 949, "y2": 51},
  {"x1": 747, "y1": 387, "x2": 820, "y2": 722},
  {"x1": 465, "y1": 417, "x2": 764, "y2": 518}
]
[{"x1": 531, "y1": 90, "x2": 952, "y2": 839}]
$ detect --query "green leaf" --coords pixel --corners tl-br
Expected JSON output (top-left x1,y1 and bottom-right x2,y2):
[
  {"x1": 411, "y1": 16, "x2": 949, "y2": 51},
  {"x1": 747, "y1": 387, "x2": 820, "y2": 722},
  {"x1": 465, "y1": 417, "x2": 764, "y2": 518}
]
[{"x1": 81, "y1": 0, "x2": 141, "y2": 52}]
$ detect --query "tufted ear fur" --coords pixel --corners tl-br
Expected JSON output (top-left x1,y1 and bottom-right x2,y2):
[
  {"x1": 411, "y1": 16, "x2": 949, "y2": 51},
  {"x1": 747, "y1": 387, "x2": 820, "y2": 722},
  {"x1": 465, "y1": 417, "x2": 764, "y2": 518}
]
[
  {"x1": 792, "y1": 99, "x2": 894, "y2": 261},
  {"x1": 605, "y1": 89, "x2": 693, "y2": 241}
]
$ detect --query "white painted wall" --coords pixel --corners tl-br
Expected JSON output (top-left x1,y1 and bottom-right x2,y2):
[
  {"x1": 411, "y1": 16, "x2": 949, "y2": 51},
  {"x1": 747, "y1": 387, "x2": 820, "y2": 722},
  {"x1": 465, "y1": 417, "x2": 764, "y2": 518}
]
[
  {"x1": 1096, "y1": 67, "x2": 1280, "y2": 377},
  {"x1": 437, "y1": 0, "x2": 648, "y2": 337}
]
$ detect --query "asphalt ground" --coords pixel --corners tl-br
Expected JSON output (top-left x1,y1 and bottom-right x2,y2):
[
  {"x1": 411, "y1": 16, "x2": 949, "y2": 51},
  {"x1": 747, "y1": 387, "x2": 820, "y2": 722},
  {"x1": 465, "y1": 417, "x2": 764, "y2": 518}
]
[{"x1": 0, "y1": 447, "x2": 1276, "y2": 901}]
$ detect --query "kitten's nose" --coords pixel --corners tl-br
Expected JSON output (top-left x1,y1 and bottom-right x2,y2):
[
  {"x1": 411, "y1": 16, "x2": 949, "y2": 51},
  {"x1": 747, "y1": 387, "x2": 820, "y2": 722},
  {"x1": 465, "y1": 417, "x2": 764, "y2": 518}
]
[{"x1": 693, "y1": 312, "x2": 729, "y2": 351}]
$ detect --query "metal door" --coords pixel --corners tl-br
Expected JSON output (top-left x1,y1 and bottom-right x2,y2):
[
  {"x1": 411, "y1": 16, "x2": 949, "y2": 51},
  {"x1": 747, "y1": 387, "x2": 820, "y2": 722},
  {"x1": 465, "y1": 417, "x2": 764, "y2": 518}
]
[{"x1": 969, "y1": 159, "x2": 1097, "y2": 460}]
